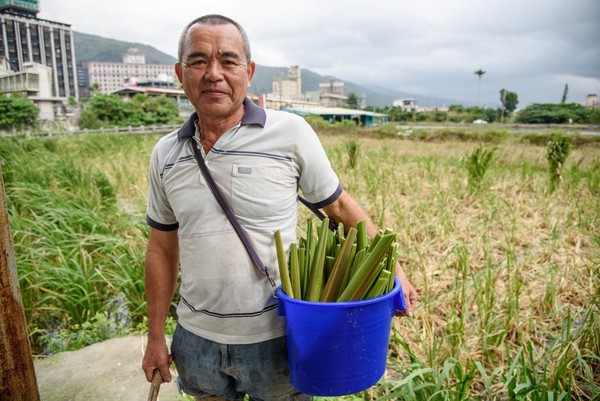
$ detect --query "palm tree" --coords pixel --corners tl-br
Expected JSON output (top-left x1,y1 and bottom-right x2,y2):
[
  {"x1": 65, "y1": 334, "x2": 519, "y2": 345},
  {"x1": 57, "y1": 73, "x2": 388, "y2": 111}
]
[{"x1": 474, "y1": 69, "x2": 486, "y2": 105}]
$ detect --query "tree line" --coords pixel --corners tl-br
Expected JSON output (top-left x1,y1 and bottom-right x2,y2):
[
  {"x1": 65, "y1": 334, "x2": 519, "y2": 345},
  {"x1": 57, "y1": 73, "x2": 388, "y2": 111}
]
[
  {"x1": 357, "y1": 89, "x2": 600, "y2": 124},
  {"x1": 1, "y1": 89, "x2": 599, "y2": 132},
  {"x1": 0, "y1": 92, "x2": 182, "y2": 132}
]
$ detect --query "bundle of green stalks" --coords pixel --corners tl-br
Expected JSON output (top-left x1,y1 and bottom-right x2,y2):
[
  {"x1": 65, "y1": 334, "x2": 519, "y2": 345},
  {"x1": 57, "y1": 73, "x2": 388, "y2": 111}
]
[{"x1": 274, "y1": 218, "x2": 398, "y2": 302}]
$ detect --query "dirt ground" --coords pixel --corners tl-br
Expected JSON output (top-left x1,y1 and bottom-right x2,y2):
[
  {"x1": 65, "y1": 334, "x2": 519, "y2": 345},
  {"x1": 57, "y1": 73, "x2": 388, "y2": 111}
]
[{"x1": 33, "y1": 335, "x2": 181, "y2": 401}]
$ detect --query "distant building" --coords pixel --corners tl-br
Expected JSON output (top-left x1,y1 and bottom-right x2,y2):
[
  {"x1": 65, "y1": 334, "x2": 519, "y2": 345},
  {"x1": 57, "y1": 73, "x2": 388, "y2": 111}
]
[
  {"x1": 319, "y1": 77, "x2": 348, "y2": 107},
  {"x1": 257, "y1": 93, "x2": 319, "y2": 111},
  {"x1": 272, "y1": 65, "x2": 302, "y2": 103},
  {"x1": 83, "y1": 47, "x2": 176, "y2": 95},
  {"x1": 281, "y1": 106, "x2": 388, "y2": 127},
  {"x1": 393, "y1": 98, "x2": 417, "y2": 111},
  {"x1": 0, "y1": 0, "x2": 79, "y2": 121},
  {"x1": 393, "y1": 98, "x2": 448, "y2": 113},
  {"x1": 76, "y1": 62, "x2": 89, "y2": 97},
  {"x1": 266, "y1": 66, "x2": 318, "y2": 110},
  {"x1": 111, "y1": 86, "x2": 193, "y2": 118},
  {"x1": 260, "y1": 65, "x2": 388, "y2": 124},
  {"x1": 584, "y1": 94, "x2": 598, "y2": 109},
  {"x1": 122, "y1": 46, "x2": 145, "y2": 64}
]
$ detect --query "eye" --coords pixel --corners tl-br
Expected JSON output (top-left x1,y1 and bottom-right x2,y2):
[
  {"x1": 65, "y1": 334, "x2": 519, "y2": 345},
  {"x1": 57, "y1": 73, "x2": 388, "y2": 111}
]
[
  {"x1": 221, "y1": 59, "x2": 240, "y2": 68},
  {"x1": 186, "y1": 59, "x2": 207, "y2": 69}
]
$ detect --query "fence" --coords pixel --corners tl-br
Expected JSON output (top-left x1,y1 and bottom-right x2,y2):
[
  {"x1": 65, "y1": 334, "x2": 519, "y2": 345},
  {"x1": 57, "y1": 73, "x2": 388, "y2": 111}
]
[{"x1": 0, "y1": 124, "x2": 182, "y2": 138}]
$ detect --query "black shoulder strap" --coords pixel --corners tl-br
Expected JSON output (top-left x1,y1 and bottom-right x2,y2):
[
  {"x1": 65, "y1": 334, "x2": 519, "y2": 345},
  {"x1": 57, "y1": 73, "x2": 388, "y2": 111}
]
[
  {"x1": 190, "y1": 139, "x2": 338, "y2": 289},
  {"x1": 190, "y1": 140, "x2": 276, "y2": 289},
  {"x1": 297, "y1": 195, "x2": 338, "y2": 231}
]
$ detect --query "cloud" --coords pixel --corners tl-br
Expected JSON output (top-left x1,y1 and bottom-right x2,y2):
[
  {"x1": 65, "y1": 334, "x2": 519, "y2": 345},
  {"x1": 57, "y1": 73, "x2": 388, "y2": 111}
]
[{"x1": 37, "y1": 0, "x2": 600, "y2": 106}]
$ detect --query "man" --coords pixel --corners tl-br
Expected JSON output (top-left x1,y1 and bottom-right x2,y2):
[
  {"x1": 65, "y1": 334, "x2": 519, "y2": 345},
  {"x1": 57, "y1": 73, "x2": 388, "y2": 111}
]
[{"x1": 142, "y1": 14, "x2": 417, "y2": 401}]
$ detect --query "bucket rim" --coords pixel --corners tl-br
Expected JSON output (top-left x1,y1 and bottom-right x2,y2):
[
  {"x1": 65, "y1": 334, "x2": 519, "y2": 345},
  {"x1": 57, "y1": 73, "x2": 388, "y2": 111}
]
[{"x1": 275, "y1": 277, "x2": 401, "y2": 307}]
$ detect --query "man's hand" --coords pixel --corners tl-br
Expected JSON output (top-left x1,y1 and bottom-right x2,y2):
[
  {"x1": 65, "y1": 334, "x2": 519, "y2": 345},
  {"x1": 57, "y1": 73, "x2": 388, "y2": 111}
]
[
  {"x1": 394, "y1": 266, "x2": 417, "y2": 318},
  {"x1": 142, "y1": 336, "x2": 173, "y2": 383}
]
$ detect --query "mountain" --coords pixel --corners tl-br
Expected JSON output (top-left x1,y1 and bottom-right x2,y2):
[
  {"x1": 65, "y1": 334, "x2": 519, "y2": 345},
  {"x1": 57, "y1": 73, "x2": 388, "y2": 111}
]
[
  {"x1": 73, "y1": 32, "x2": 467, "y2": 107},
  {"x1": 73, "y1": 32, "x2": 177, "y2": 65},
  {"x1": 364, "y1": 84, "x2": 477, "y2": 108}
]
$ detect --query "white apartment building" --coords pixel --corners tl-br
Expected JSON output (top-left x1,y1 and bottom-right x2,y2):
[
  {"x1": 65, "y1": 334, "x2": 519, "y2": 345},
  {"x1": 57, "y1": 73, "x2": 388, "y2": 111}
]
[{"x1": 86, "y1": 47, "x2": 176, "y2": 94}]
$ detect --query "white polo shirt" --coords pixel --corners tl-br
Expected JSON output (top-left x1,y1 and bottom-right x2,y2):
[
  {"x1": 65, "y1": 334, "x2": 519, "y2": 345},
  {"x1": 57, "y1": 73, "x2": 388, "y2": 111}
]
[{"x1": 146, "y1": 98, "x2": 342, "y2": 344}]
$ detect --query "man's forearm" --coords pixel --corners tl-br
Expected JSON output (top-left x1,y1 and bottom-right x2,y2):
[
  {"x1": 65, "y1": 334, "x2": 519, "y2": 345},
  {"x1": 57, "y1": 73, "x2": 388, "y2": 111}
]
[
  {"x1": 322, "y1": 190, "x2": 377, "y2": 236},
  {"x1": 145, "y1": 229, "x2": 179, "y2": 339},
  {"x1": 145, "y1": 253, "x2": 178, "y2": 339}
]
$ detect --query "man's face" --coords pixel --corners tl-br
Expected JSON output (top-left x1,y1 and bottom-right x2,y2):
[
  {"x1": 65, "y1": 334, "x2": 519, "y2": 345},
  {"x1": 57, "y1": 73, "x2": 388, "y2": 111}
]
[{"x1": 176, "y1": 23, "x2": 255, "y2": 119}]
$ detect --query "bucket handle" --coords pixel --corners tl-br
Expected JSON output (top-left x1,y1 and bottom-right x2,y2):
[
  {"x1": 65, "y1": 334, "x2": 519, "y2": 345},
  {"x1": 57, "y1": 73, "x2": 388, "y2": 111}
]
[
  {"x1": 277, "y1": 293, "x2": 286, "y2": 317},
  {"x1": 393, "y1": 278, "x2": 408, "y2": 312}
]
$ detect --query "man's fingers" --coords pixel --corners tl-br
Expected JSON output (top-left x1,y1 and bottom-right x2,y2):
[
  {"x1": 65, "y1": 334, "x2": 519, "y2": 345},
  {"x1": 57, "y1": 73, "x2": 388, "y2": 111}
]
[
  {"x1": 394, "y1": 289, "x2": 417, "y2": 318},
  {"x1": 152, "y1": 369, "x2": 163, "y2": 385},
  {"x1": 142, "y1": 355, "x2": 173, "y2": 383},
  {"x1": 159, "y1": 365, "x2": 172, "y2": 383},
  {"x1": 394, "y1": 308, "x2": 413, "y2": 317}
]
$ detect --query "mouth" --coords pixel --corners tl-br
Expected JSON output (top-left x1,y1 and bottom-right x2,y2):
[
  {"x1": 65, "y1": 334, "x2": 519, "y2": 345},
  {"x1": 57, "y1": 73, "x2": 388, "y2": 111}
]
[{"x1": 201, "y1": 88, "x2": 229, "y2": 96}]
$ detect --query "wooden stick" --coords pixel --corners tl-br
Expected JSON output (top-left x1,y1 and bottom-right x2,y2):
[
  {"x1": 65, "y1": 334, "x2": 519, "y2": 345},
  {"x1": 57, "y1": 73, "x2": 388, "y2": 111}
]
[{"x1": 147, "y1": 369, "x2": 162, "y2": 401}]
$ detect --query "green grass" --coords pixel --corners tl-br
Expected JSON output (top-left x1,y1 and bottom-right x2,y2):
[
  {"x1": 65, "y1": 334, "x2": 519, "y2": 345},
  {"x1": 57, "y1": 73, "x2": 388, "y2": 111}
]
[{"x1": 1, "y1": 127, "x2": 599, "y2": 400}]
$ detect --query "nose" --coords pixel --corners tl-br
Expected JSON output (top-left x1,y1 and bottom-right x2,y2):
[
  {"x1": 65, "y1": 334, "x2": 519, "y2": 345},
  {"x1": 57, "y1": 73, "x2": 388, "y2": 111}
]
[{"x1": 204, "y1": 61, "x2": 224, "y2": 82}]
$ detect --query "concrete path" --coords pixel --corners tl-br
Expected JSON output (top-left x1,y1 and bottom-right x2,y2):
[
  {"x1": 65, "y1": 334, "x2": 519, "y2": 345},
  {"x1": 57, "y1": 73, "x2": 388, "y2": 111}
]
[{"x1": 33, "y1": 335, "x2": 182, "y2": 401}]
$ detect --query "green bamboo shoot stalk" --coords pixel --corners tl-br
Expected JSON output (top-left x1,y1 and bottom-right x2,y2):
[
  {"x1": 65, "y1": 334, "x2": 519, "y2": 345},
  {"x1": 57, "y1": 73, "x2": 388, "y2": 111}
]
[
  {"x1": 274, "y1": 230, "x2": 294, "y2": 298},
  {"x1": 325, "y1": 255, "x2": 335, "y2": 278},
  {"x1": 333, "y1": 243, "x2": 342, "y2": 260},
  {"x1": 385, "y1": 244, "x2": 398, "y2": 292},
  {"x1": 306, "y1": 218, "x2": 330, "y2": 301},
  {"x1": 367, "y1": 231, "x2": 383, "y2": 253},
  {"x1": 289, "y1": 243, "x2": 302, "y2": 300},
  {"x1": 365, "y1": 270, "x2": 391, "y2": 299},
  {"x1": 304, "y1": 219, "x2": 313, "y2": 281},
  {"x1": 326, "y1": 228, "x2": 335, "y2": 257},
  {"x1": 349, "y1": 248, "x2": 367, "y2": 280},
  {"x1": 304, "y1": 231, "x2": 316, "y2": 296},
  {"x1": 340, "y1": 243, "x2": 357, "y2": 291},
  {"x1": 298, "y1": 247, "x2": 307, "y2": 300},
  {"x1": 337, "y1": 233, "x2": 396, "y2": 301},
  {"x1": 357, "y1": 260, "x2": 388, "y2": 300},
  {"x1": 320, "y1": 227, "x2": 357, "y2": 302},
  {"x1": 357, "y1": 220, "x2": 369, "y2": 251}
]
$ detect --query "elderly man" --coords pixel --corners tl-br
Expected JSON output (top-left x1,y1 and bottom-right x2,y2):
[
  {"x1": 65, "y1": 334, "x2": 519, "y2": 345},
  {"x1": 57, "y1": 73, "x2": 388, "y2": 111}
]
[{"x1": 142, "y1": 14, "x2": 417, "y2": 401}]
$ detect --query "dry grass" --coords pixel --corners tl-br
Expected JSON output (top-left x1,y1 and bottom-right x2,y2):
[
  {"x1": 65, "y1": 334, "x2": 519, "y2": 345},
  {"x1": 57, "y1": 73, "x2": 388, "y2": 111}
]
[
  {"x1": 3, "y1": 129, "x2": 598, "y2": 399},
  {"x1": 312, "y1": 134, "x2": 599, "y2": 400}
]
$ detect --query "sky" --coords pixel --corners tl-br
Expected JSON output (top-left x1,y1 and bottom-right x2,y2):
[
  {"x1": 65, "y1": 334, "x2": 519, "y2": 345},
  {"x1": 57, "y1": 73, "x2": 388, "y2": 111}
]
[{"x1": 37, "y1": 0, "x2": 600, "y2": 108}]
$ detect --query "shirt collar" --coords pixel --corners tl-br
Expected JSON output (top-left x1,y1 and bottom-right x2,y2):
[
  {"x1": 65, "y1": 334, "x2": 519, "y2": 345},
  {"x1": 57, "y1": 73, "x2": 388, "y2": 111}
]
[{"x1": 177, "y1": 97, "x2": 266, "y2": 139}]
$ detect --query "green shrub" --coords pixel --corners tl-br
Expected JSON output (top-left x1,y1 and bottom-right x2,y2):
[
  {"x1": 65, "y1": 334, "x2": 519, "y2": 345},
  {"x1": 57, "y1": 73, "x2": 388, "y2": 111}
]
[
  {"x1": 462, "y1": 144, "x2": 497, "y2": 191},
  {"x1": 343, "y1": 138, "x2": 361, "y2": 168},
  {"x1": 303, "y1": 115, "x2": 329, "y2": 131},
  {"x1": 546, "y1": 134, "x2": 572, "y2": 191}
]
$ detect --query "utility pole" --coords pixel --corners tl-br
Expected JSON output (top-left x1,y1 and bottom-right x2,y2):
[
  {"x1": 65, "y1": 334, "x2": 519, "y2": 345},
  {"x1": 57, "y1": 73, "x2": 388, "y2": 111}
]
[{"x1": 0, "y1": 164, "x2": 40, "y2": 401}]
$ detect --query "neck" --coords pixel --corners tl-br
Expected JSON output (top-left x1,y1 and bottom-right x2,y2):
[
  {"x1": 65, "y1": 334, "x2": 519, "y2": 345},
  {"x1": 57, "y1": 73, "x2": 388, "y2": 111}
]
[{"x1": 196, "y1": 108, "x2": 244, "y2": 152}]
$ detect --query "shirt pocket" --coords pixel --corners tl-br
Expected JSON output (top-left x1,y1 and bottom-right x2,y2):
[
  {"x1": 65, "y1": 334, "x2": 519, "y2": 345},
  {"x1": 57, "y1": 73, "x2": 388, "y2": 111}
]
[{"x1": 230, "y1": 164, "x2": 287, "y2": 218}]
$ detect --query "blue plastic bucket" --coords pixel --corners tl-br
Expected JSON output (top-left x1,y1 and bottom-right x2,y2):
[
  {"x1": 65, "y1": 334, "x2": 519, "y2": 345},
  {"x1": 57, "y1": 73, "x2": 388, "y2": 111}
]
[{"x1": 276, "y1": 278, "x2": 406, "y2": 396}]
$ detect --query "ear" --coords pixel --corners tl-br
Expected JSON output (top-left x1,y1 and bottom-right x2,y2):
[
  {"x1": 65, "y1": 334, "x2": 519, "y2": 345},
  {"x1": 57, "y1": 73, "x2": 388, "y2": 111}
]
[
  {"x1": 175, "y1": 62, "x2": 183, "y2": 84},
  {"x1": 246, "y1": 61, "x2": 256, "y2": 84}
]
